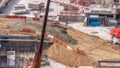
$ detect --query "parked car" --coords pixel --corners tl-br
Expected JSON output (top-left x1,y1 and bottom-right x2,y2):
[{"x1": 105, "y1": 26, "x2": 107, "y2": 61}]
[{"x1": 11, "y1": 4, "x2": 27, "y2": 14}]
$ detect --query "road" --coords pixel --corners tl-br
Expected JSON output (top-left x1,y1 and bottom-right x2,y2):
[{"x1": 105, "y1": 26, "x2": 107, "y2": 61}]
[
  {"x1": 68, "y1": 22, "x2": 113, "y2": 41},
  {"x1": 1, "y1": 0, "x2": 36, "y2": 17},
  {"x1": 1, "y1": 0, "x2": 63, "y2": 17}
]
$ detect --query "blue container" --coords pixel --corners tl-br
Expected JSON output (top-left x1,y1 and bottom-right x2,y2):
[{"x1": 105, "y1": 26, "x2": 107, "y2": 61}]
[
  {"x1": 91, "y1": 22, "x2": 99, "y2": 26},
  {"x1": 88, "y1": 17, "x2": 99, "y2": 26}
]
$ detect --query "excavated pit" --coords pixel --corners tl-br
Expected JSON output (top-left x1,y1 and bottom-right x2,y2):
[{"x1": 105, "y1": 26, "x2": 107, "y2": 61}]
[{"x1": 0, "y1": 18, "x2": 120, "y2": 68}]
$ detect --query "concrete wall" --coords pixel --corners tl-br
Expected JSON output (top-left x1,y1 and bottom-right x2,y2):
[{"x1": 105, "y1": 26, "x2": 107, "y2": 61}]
[{"x1": 59, "y1": 15, "x2": 84, "y2": 23}]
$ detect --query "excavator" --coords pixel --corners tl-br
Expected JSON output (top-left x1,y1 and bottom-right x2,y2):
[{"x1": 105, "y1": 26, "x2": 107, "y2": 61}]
[{"x1": 110, "y1": 23, "x2": 120, "y2": 45}]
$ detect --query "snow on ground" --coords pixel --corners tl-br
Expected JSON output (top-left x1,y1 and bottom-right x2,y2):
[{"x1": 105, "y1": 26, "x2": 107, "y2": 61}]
[{"x1": 68, "y1": 22, "x2": 114, "y2": 41}]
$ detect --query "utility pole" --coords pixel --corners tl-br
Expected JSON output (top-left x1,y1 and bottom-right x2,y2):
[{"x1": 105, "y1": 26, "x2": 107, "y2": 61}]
[{"x1": 33, "y1": 0, "x2": 50, "y2": 68}]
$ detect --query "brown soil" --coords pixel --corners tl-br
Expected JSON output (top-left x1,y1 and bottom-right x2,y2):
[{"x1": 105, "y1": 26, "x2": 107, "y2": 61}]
[
  {"x1": 1, "y1": 18, "x2": 120, "y2": 68},
  {"x1": 44, "y1": 43, "x2": 96, "y2": 67},
  {"x1": 67, "y1": 28, "x2": 120, "y2": 61},
  {"x1": 44, "y1": 24, "x2": 120, "y2": 68},
  {"x1": 0, "y1": 18, "x2": 10, "y2": 29}
]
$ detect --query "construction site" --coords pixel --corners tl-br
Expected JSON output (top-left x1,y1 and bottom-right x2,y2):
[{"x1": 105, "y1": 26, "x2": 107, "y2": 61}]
[{"x1": 0, "y1": 0, "x2": 120, "y2": 68}]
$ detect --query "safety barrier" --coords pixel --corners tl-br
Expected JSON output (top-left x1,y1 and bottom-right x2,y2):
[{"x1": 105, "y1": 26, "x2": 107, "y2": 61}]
[
  {"x1": 50, "y1": 35, "x2": 84, "y2": 55},
  {"x1": 32, "y1": 17, "x2": 40, "y2": 21},
  {"x1": 6, "y1": 15, "x2": 26, "y2": 19},
  {"x1": 0, "y1": 14, "x2": 84, "y2": 55},
  {"x1": 22, "y1": 28, "x2": 36, "y2": 34}
]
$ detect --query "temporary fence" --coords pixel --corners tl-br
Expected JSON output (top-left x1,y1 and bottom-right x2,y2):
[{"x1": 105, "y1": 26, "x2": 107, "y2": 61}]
[
  {"x1": 22, "y1": 28, "x2": 36, "y2": 34},
  {"x1": 6, "y1": 15, "x2": 26, "y2": 19},
  {"x1": 0, "y1": 14, "x2": 84, "y2": 55},
  {"x1": 47, "y1": 34, "x2": 85, "y2": 55},
  {"x1": 32, "y1": 17, "x2": 40, "y2": 21}
]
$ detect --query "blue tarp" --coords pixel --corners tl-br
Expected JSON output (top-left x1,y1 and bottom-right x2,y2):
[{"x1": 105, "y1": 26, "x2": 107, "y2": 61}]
[{"x1": 88, "y1": 17, "x2": 99, "y2": 26}]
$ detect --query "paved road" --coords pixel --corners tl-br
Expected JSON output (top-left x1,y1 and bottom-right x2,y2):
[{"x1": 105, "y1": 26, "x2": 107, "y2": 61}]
[
  {"x1": 1, "y1": 0, "x2": 63, "y2": 17},
  {"x1": 1, "y1": 0, "x2": 20, "y2": 14},
  {"x1": 1, "y1": 0, "x2": 35, "y2": 17}
]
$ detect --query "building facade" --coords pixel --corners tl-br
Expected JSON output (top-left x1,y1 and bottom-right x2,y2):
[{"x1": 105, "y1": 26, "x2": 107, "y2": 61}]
[{"x1": 70, "y1": 0, "x2": 91, "y2": 6}]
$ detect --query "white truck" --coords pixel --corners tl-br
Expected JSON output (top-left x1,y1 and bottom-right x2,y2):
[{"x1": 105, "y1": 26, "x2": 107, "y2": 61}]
[{"x1": 11, "y1": 4, "x2": 27, "y2": 14}]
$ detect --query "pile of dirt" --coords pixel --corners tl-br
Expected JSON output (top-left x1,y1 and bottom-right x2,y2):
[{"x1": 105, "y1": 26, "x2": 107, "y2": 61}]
[{"x1": 44, "y1": 43, "x2": 96, "y2": 67}]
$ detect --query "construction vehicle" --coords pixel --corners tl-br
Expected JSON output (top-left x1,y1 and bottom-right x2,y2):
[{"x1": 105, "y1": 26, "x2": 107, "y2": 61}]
[{"x1": 110, "y1": 24, "x2": 120, "y2": 45}]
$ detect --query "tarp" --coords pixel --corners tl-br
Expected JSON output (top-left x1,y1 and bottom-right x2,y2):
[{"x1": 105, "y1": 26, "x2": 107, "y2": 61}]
[{"x1": 110, "y1": 27, "x2": 120, "y2": 39}]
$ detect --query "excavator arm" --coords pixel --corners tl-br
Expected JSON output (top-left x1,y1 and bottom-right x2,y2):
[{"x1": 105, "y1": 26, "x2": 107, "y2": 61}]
[{"x1": 32, "y1": 0, "x2": 50, "y2": 68}]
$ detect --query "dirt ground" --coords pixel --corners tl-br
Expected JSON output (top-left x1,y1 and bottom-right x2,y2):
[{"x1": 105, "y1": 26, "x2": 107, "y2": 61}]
[
  {"x1": 44, "y1": 24, "x2": 120, "y2": 68},
  {"x1": 1, "y1": 18, "x2": 120, "y2": 68},
  {"x1": 67, "y1": 28, "x2": 120, "y2": 60},
  {"x1": 44, "y1": 43, "x2": 96, "y2": 67},
  {"x1": 0, "y1": 18, "x2": 36, "y2": 35}
]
